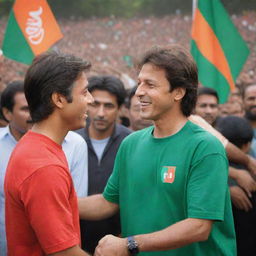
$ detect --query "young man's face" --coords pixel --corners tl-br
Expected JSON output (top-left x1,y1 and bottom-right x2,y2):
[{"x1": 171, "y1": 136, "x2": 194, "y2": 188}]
[
  {"x1": 195, "y1": 94, "x2": 219, "y2": 125},
  {"x1": 88, "y1": 89, "x2": 119, "y2": 133},
  {"x1": 3, "y1": 92, "x2": 31, "y2": 140},
  {"x1": 62, "y1": 72, "x2": 94, "y2": 130},
  {"x1": 136, "y1": 63, "x2": 179, "y2": 122}
]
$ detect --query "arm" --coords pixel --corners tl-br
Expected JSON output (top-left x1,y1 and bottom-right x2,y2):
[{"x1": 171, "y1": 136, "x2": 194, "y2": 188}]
[
  {"x1": 62, "y1": 133, "x2": 88, "y2": 197},
  {"x1": 229, "y1": 167, "x2": 256, "y2": 197},
  {"x1": 94, "y1": 218, "x2": 213, "y2": 256},
  {"x1": 49, "y1": 245, "x2": 89, "y2": 256},
  {"x1": 189, "y1": 115, "x2": 256, "y2": 176},
  {"x1": 78, "y1": 194, "x2": 119, "y2": 220}
]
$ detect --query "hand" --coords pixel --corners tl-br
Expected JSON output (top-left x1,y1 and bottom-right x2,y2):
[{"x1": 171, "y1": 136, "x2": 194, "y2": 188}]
[
  {"x1": 94, "y1": 235, "x2": 128, "y2": 256},
  {"x1": 230, "y1": 186, "x2": 253, "y2": 212},
  {"x1": 234, "y1": 170, "x2": 256, "y2": 198}
]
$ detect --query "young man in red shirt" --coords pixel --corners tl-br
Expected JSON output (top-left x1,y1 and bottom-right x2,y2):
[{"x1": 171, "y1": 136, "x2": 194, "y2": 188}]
[{"x1": 4, "y1": 52, "x2": 93, "y2": 256}]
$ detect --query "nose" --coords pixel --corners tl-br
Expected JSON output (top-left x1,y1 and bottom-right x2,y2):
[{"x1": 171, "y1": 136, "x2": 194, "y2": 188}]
[
  {"x1": 87, "y1": 91, "x2": 94, "y2": 104},
  {"x1": 135, "y1": 83, "x2": 146, "y2": 98},
  {"x1": 97, "y1": 105, "x2": 105, "y2": 117},
  {"x1": 205, "y1": 105, "x2": 214, "y2": 114}
]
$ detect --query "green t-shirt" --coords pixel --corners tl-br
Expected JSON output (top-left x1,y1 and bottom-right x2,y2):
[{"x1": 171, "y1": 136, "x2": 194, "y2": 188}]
[{"x1": 103, "y1": 121, "x2": 236, "y2": 256}]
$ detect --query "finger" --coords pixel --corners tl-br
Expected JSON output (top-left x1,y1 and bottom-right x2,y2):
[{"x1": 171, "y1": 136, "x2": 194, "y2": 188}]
[
  {"x1": 242, "y1": 197, "x2": 253, "y2": 212},
  {"x1": 244, "y1": 188, "x2": 252, "y2": 198}
]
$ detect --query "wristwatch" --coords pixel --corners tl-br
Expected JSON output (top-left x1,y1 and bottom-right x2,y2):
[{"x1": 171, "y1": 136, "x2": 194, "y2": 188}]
[{"x1": 127, "y1": 236, "x2": 139, "y2": 255}]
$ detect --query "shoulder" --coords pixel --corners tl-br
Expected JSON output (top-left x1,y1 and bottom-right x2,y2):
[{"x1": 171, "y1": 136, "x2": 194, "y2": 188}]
[
  {"x1": 64, "y1": 131, "x2": 86, "y2": 145},
  {"x1": 186, "y1": 121, "x2": 226, "y2": 158},
  {"x1": 0, "y1": 126, "x2": 9, "y2": 140},
  {"x1": 115, "y1": 124, "x2": 132, "y2": 136}
]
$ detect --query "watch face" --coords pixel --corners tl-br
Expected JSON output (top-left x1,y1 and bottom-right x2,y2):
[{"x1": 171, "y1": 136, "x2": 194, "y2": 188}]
[{"x1": 128, "y1": 237, "x2": 139, "y2": 255}]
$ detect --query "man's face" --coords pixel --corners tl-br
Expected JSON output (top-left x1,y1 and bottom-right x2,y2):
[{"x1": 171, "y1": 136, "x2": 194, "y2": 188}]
[
  {"x1": 129, "y1": 95, "x2": 152, "y2": 131},
  {"x1": 195, "y1": 94, "x2": 219, "y2": 125},
  {"x1": 4, "y1": 92, "x2": 31, "y2": 140},
  {"x1": 61, "y1": 72, "x2": 94, "y2": 130},
  {"x1": 244, "y1": 85, "x2": 256, "y2": 120},
  {"x1": 88, "y1": 89, "x2": 119, "y2": 133},
  {"x1": 136, "y1": 63, "x2": 179, "y2": 122}
]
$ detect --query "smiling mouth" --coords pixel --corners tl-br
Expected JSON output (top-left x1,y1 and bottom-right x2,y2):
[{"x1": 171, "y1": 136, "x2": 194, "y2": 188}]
[{"x1": 140, "y1": 102, "x2": 151, "y2": 107}]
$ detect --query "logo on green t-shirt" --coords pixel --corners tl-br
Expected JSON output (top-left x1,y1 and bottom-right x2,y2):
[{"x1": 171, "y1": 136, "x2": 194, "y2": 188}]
[{"x1": 161, "y1": 166, "x2": 176, "y2": 183}]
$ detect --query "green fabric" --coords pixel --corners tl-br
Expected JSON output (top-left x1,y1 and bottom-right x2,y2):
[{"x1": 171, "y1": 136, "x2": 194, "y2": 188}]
[
  {"x1": 198, "y1": 0, "x2": 250, "y2": 79},
  {"x1": 2, "y1": 10, "x2": 34, "y2": 65},
  {"x1": 104, "y1": 121, "x2": 236, "y2": 256},
  {"x1": 191, "y1": 0, "x2": 250, "y2": 103},
  {"x1": 191, "y1": 40, "x2": 230, "y2": 103}
]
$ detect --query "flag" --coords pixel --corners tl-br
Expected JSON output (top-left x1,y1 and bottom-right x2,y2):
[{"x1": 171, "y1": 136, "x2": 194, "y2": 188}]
[
  {"x1": 191, "y1": 0, "x2": 250, "y2": 103},
  {"x1": 2, "y1": 0, "x2": 63, "y2": 65}
]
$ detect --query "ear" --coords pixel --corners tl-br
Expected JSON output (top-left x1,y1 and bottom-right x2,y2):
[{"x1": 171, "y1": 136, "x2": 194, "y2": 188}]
[
  {"x1": 2, "y1": 107, "x2": 12, "y2": 122},
  {"x1": 174, "y1": 88, "x2": 186, "y2": 101},
  {"x1": 51, "y1": 92, "x2": 67, "y2": 109}
]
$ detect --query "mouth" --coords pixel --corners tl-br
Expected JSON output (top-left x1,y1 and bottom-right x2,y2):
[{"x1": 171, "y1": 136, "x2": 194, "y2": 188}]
[{"x1": 139, "y1": 101, "x2": 151, "y2": 107}]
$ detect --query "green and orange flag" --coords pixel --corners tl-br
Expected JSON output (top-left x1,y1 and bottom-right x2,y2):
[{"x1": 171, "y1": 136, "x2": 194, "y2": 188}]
[
  {"x1": 2, "y1": 0, "x2": 63, "y2": 65},
  {"x1": 191, "y1": 0, "x2": 250, "y2": 103}
]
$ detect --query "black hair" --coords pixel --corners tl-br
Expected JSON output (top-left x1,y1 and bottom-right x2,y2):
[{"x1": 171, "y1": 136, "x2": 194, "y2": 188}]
[
  {"x1": 216, "y1": 116, "x2": 253, "y2": 148},
  {"x1": 24, "y1": 51, "x2": 91, "y2": 122},
  {"x1": 197, "y1": 87, "x2": 219, "y2": 103},
  {"x1": 126, "y1": 85, "x2": 138, "y2": 109},
  {"x1": 88, "y1": 75, "x2": 126, "y2": 107},
  {"x1": 137, "y1": 45, "x2": 198, "y2": 117},
  {"x1": 0, "y1": 80, "x2": 24, "y2": 122}
]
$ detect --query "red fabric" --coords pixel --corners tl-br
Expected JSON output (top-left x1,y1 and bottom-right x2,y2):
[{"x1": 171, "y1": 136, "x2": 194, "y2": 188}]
[{"x1": 5, "y1": 131, "x2": 80, "y2": 255}]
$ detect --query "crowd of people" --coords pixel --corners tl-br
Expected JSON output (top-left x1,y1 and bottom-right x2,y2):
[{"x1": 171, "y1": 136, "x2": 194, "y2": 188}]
[{"x1": 0, "y1": 11, "x2": 256, "y2": 90}]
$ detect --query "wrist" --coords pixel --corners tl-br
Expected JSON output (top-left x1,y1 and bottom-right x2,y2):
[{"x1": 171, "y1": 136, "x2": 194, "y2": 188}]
[{"x1": 127, "y1": 236, "x2": 139, "y2": 255}]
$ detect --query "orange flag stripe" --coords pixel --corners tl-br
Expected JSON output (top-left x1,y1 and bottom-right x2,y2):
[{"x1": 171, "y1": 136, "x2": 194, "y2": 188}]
[
  {"x1": 191, "y1": 8, "x2": 235, "y2": 91},
  {"x1": 13, "y1": 0, "x2": 63, "y2": 56}
]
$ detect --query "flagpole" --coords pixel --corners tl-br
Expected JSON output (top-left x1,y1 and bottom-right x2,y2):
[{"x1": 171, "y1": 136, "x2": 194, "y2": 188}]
[{"x1": 192, "y1": 0, "x2": 197, "y2": 19}]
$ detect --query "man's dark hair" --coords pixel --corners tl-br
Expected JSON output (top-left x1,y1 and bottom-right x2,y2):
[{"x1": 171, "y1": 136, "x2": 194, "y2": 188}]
[
  {"x1": 0, "y1": 80, "x2": 24, "y2": 122},
  {"x1": 126, "y1": 85, "x2": 138, "y2": 109},
  {"x1": 88, "y1": 75, "x2": 126, "y2": 107},
  {"x1": 217, "y1": 116, "x2": 253, "y2": 148},
  {"x1": 24, "y1": 51, "x2": 91, "y2": 122},
  {"x1": 137, "y1": 45, "x2": 198, "y2": 117},
  {"x1": 197, "y1": 87, "x2": 219, "y2": 103}
]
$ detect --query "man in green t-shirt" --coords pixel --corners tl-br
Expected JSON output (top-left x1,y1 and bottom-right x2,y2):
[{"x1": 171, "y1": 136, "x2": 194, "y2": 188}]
[{"x1": 79, "y1": 45, "x2": 236, "y2": 256}]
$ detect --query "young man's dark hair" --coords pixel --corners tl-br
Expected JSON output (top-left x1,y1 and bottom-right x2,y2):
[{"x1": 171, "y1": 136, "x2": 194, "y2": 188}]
[
  {"x1": 126, "y1": 85, "x2": 138, "y2": 109},
  {"x1": 137, "y1": 45, "x2": 198, "y2": 116},
  {"x1": 217, "y1": 116, "x2": 253, "y2": 148},
  {"x1": 24, "y1": 51, "x2": 91, "y2": 123},
  {"x1": 198, "y1": 87, "x2": 219, "y2": 103},
  {"x1": 0, "y1": 81, "x2": 24, "y2": 122},
  {"x1": 88, "y1": 75, "x2": 126, "y2": 107}
]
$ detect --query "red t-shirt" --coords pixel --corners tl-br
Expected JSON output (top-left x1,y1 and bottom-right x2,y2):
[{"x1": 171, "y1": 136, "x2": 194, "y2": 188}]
[{"x1": 4, "y1": 131, "x2": 80, "y2": 255}]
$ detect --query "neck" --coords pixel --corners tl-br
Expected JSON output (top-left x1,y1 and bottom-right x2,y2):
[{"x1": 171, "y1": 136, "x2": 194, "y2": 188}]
[
  {"x1": 153, "y1": 109, "x2": 188, "y2": 138},
  {"x1": 31, "y1": 114, "x2": 69, "y2": 145},
  {"x1": 88, "y1": 123, "x2": 115, "y2": 140},
  {"x1": 9, "y1": 125, "x2": 25, "y2": 141}
]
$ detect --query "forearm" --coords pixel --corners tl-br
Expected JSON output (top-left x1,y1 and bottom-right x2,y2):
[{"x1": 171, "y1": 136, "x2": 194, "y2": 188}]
[
  {"x1": 226, "y1": 142, "x2": 249, "y2": 167},
  {"x1": 78, "y1": 194, "x2": 118, "y2": 220},
  {"x1": 135, "y1": 218, "x2": 213, "y2": 252}
]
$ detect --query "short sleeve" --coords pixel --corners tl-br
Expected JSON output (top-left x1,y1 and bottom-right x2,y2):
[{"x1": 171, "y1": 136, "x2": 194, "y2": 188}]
[
  {"x1": 187, "y1": 153, "x2": 229, "y2": 221},
  {"x1": 20, "y1": 165, "x2": 79, "y2": 254}
]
